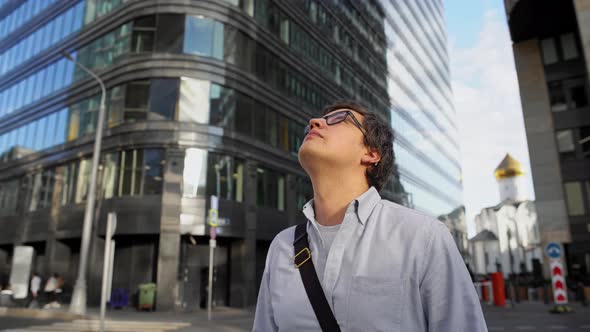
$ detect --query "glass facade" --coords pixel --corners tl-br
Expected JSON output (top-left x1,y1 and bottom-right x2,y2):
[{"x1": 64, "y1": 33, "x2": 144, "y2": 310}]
[
  {"x1": 0, "y1": 0, "x2": 465, "y2": 310},
  {"x1": 0, "y1": 0, "x2": 462, "y2": 215},
  {"x1": 381, "y1": 0, "x2": 462, "y2": 216},
  {"x1": 182, "y1": 148, "x2": 244, "y2": 203}
]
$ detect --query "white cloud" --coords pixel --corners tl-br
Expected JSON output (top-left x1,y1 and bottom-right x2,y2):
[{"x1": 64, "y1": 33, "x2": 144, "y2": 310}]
[{"x1": 450, "y1": 10, "x2": 535, "y2": 237}]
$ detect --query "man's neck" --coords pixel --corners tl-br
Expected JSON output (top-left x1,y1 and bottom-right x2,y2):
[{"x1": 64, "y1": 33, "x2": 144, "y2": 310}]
[{"x1": 311, "y1": 177, "x2": 369, "y2": 227}]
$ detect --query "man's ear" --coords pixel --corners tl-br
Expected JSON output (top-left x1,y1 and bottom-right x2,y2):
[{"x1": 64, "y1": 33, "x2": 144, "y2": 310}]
[{"x1": 361, "y1": 150, "x2": 381, "y2": 166}]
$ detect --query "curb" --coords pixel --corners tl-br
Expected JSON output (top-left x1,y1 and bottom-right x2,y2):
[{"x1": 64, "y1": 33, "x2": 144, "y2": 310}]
[{"x1": 0, "y1": 307, "x2": 87, "y2": 320}]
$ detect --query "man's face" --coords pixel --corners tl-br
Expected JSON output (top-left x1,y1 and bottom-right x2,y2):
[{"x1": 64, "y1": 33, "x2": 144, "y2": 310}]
[{"x1": 298, "y1": 108, "x2": 368, "y2": 173}]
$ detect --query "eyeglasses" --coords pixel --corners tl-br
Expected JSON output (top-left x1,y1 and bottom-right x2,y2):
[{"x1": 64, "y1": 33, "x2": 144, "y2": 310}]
[{"x1": 304, "y1": 110, "x2": 367, "y2": 138}]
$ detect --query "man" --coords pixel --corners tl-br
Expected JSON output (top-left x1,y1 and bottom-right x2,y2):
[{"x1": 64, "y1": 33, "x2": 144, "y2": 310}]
[
  {"x1": 28, "y1": 272, "x2": 42, "y2": 308},
  {"x1": 253, "y1": 101, "x2": 487, "y2": 331}
]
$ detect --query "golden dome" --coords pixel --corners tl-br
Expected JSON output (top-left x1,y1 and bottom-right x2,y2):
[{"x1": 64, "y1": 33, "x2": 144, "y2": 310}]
[{"x1": 494, "y1": 154, "x2": 525, "y2": 180}]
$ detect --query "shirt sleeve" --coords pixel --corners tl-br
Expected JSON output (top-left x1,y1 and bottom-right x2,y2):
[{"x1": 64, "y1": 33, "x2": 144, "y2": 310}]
[
  {"x1": 420, "y1": 222, "x2": 488, "y2": 332},
  {"x1": 252, "y1": 245, "x2": 278, "y2": 332}
]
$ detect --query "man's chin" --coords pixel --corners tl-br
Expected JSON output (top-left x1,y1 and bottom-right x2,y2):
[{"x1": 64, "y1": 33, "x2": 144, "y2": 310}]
[
  {"x1": 298, "y1": 145, "x2": 320, "y2": 169},
  {"x1": 298, "y1": 145, "x2": 332, "y2": 170}
]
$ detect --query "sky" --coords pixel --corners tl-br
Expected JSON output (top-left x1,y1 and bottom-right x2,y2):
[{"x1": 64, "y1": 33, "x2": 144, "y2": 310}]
[{"x1": 444, "y1": 0, "x2": 536, "y2": 236}]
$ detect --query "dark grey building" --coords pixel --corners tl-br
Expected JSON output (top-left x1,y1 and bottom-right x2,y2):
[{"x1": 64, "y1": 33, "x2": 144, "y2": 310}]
[
  {"x1": 505, "y1": 0, "x2": 590, "y2": 276},
  {"x1": 0, "y1": 0, "x2": 461, "y2": 310}
]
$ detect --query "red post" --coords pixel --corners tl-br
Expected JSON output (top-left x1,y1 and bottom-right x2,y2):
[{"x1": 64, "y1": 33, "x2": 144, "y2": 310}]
[{"x1": 490, "y1": 272, "x2": 506, "y2": 307}]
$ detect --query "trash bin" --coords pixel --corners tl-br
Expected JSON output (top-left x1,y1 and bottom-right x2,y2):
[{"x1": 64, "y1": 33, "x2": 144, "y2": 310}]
[
  {"x1": 109, "y1": 288, "x2": 129, "y2": 309},
  {"x1": 138, "y1": 283, "x2": 156, "y2": 311}
]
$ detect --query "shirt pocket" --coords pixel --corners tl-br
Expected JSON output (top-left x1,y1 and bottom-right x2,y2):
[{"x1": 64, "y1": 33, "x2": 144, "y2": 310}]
[{"x1": 346, "y1": 276, "x2": 403, "y2": 332}]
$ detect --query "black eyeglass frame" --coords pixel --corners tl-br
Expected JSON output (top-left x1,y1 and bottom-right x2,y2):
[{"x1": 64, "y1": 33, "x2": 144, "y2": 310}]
[{"x1": 304, "y1": 110, "x2": 368, "y2": 138}]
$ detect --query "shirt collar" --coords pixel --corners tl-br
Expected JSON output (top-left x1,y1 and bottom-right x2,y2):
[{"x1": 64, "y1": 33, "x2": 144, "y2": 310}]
[{"x1": 301, "y1": 186, "x2": 381, "y2": 226}]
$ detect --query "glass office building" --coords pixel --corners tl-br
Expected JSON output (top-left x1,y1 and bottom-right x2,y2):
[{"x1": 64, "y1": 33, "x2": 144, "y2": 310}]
[{"x1": 0, "y1": 0, "x2": 461, "y2": 309}]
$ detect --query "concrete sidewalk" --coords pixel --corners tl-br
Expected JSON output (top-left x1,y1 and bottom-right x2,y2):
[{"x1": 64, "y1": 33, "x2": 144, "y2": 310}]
[{"x1": 0, "y1": 305, "x2": 255, "y2": 332}]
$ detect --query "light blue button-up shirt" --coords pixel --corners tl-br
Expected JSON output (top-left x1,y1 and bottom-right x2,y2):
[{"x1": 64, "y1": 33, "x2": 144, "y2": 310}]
[{"x1": 253, "y1": 187, "x2": 487, "y2": 331}]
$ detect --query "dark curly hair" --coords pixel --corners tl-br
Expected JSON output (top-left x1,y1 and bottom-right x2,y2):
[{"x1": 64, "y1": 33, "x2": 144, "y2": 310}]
[{"x1": 322, "y1": 101, "x2": 394, "y2": 192}]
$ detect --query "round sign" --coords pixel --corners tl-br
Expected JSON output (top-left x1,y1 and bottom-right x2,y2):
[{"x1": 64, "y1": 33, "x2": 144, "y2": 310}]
[{"x1": 546, "y1": 242, "x2": 562, "y2": 259}]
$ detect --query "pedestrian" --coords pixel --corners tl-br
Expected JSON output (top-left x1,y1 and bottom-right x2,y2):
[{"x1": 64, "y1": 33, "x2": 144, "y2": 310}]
[
  {"x1": 253, "y1": 101, "x2": 487, "y2": 331},
  {"x1": 28, "y1": 272, "x2": 42, "y2": 308},
  {"x1": 43, "y1": 273, "x2": 60, "y2": 309}
]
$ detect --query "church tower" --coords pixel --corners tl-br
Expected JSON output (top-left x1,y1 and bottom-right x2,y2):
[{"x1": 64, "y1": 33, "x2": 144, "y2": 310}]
[{"x1": 494, "y1": 154, "x2": 527, "y2": 202}]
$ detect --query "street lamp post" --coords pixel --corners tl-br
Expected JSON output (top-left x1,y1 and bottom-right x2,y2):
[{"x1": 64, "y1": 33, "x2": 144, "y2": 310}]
[{"x1": 63, "y1": 52, "x2": 107, "y2": 315}]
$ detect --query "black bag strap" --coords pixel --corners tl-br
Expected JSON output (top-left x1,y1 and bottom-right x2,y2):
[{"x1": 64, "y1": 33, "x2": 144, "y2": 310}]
[{"x1": 293, "y1": 222, "x2": 341, "y2": 332}]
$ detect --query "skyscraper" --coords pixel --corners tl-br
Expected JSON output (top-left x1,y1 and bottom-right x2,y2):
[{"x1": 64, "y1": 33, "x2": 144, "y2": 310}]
[
  {"x1": 505, "y1": 0, "x2": 590, "y2": 276},
  {"x1": 0, "y1": 0, "x2": 461, "y2": 310}
]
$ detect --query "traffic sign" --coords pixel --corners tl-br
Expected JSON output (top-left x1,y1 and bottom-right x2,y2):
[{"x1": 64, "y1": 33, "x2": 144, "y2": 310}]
[
  {"x1": 549, "y1": 259, "x2": 568, "y2": 304},
  {"x1": 208, "y1": 195, "x2": 219, "y2": 227},
  {"x1": 546, "y1": 242, "x2": 562, "y2": 259}
]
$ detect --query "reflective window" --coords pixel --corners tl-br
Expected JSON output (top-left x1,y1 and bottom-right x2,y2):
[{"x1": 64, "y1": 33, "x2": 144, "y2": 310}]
[
  {"x1": 43, "y1": 65, "x2": 56, "y2": 97},
  {"x1": 84, "y1": 0, "x2": 126, "y2": 25},
  {"x1": 28, "y1": 173, "x2": 42, "y2": 211},
  {"x1": 570, "y1": 82, "x2": 588, "y2": 109},
  {"x1": 560, "y1": 33, "x2": 579, "y2": 60},
  {"x1": 124, "y1": 81, "x2": 150, "y2": 121},
  {"x1": 184, "y1": 16, "x2": 224, "y2": 59},
  {"x1": 155, "y1": 14, "x2": 184, "y2": 53},
  {"x1": 180, "y1": 80, "x2": 306, "y2": 153},
  {"x1": 76, "y1": 158, "x2": 92, "y2": 203},
  {"x1": 54, "y1": 59, "x2": 66, "y2": 92},
  {"x1": 183, "y1": 148, "x2": 208, "y2": 198},
  {"x1": 556, "y1": 130, "x2": 575, "y2": 157},
  {"x1": 295, "y1": 176, "x2": 312, "y2": 210},
  {"x1": 45, "y1": 113, "x2": 57, "y2": 149},
  {"x1": 266, "y1": 110, "x2": 278, "y2": 147},
  {"x1": 257, "y1": 166, "x2": 285, "y2": 211},
  {"x1": 24, "y1": 122, "x2": 34, "y2": 150},
  {"x1": 541, "y1": 38, "x2": 558, "y2": 65},
  {"x1": 235, "y1": 93, "x2": 254, "y2": 136},
  {"x1": 34, "y1": 117, "x2": 47, "y2": 151},
  {"x1": 0, "y1": 179, "x2": 19, "y2": 217},
  {"x1": 207, "y1": 153, "x2": 243, "y2": 202},
  {"x1": 149, "y1": 79, "x2": 179, "y2": 120},
  {"x1": 33, "y1": 69, "x2": 46, "y2": 101},
  {"x1": 119, "y1": 149, "x2": 143, "y2": 196},
  {"x1": 564, "y1": 182, "x2": 586, "y2": 216},
  {"x1": 0, "y1": 0, "x2": 58, "y2": 40},
  {"x1": 38, "y1": 169, "x2": 56, "y2": 209},
  {"x1": 253, "y1": 102, "x2": 267, "y2": 143},
  {"x1": 17, "y1": 126, "x2": 25, "y2": 148},
  {"x1": 132, "y1": 16, "x2": 156, "y2": 53},
  {"x1": 107, "y1": 86, "x2": 125, "y2": 127},
  {"x1": 400, "y1": 178, "x2": 456, "y2": 216},
  {"x1": 60, "y1": 162, "x2": 78, "y2": 206},
  {"x1": 209, "y1": 83, "x2": 235, "y2": 128},
  {"x1": 102, "y1": 151, "x2": 119, "y2": 199},
  {"x1": 143, "y1": 149, "x2": 165, "y2": 195},
  {"x1": 56, "y1": 109, "x2": 68, "y2": 144},
  {"x1": 75, "y1": 23, "x2": 132, "y2": 79},
  {"x1": 0, "y1": 2, "x2": 84, "y2": 76}
]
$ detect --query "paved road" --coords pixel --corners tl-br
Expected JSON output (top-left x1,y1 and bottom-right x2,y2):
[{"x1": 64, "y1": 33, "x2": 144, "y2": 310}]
[
  {"x1": 0, "y1": 317, "x2": 60, "y2": 331},
  {"x1": 483, "y1": 302, "x2": 590, "y2": 331},
  {"x1": 2, "y1": 302, "x2": 590, "y2": 331}
]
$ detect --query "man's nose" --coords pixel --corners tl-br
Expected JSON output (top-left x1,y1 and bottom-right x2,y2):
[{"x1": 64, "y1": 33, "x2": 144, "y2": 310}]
[{"x1": 308, "y1": 117, "x2": 326, "y2": 129}]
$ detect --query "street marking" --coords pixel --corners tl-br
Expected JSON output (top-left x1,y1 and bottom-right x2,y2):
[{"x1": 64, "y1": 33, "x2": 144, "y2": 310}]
[
  {"x1": 0, "y1": 319, "x2": 191, "y2": 332},
  {"x1": 549, "y1": 326, "x2": 567, "y2": 330},
  {"x1": 516, "y1": 327, "x2": 535, "y2": 330},
  {"x1": 488, "y1": 327, "x2": 505, "y2": 331}
]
